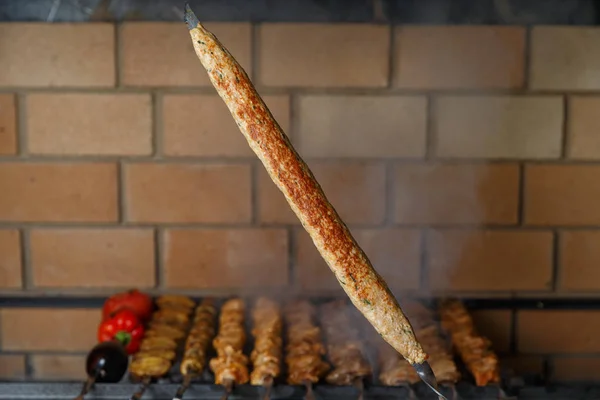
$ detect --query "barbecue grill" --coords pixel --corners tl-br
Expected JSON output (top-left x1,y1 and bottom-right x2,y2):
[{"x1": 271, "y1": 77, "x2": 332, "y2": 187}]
[{"x1": 0, "y1": 296, "x2": 596, "y2": 400}]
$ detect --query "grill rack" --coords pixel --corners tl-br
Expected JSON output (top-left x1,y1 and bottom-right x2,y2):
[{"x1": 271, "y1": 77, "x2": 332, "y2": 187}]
[{"x1": 0, "y1": 296, "x2": 598, "y2": 399}]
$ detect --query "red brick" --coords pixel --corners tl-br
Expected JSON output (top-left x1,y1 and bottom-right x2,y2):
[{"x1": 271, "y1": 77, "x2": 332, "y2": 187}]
[
  {"x1": 434, "y1": 96, "x2": 563, "y2": 159},
  {"x1": 393, "y1": 26, "x2": 525, "y2": 89},
  {"x1": 0, "y1": 23, "x2": 114, "y2": 87},
  {"x1": 0, "y1": 355, "x2": 26, "y2": 380},
  {"x1": 525, "y1": 164, "x2": 600, "y2": 226},
  {"x1": 531, "y1": 27, "x2": 600, "y2": 90},
  {"x1": 258, "y1": 24, "x2": 389, "y2": 88},
  {"x1": 0, "y1": 162, "x2": 118, "y2": 222},
  {"x1": 124, "y1": 163, "x2": 251, "y2": 223},
  {"x1": 31, "y1": 355, "x2": 85, "y2": 380},
  {"x1": 163, "y1": 229, "x2": 288, "y2": 288},
  {"x1": 393, "y1": 163, "x2": 519, "y2": 225},
  {"x1": 30, "y1": 229, "x2": 155, "y2": 288},
  {"x1": 121, "y1": 22, "x2": 251, "y2": 87},
  {"x1": 297, "y1": 95, "x2": 427, "y2": 158},
  {"x1": 470, "y1": 310, "x2": 512, "y2": 353},
  {"x1": 552, "y1": 357, "x2": 600, "y2": 381},
  {"x1": 27, "y1": 93, "x2": 152, "y2": 155},
  {"x1": 0, "y1": 230, "x2": 22, "y2": 289},
  {"x1": 559, "y1": 230, "x2": 600, "y2": 291},
  {"x1": 518, "y1": 310, "x2": 600, "y2": 353},
  {"x1": 0, "y1": 94, "x2": 17, "y2": 155},
  {"x1": 427, "y1": 230, "x2": 553, "y2": 291},
  {"x1": 163, "y1": 94, "x2": 290, "y2": 157},
  {"x1": 567, "y1": 96, "x2": 600, "y2": 159},
  {"x1": 0, "y1": 308, "x2": 100, "y2": 351},
  {"x1": 258, "y1": 162, "x2": 385, "y2": 224},
  {"x1": 295, "y1": 229, "x2": 421, "y2": 292}
]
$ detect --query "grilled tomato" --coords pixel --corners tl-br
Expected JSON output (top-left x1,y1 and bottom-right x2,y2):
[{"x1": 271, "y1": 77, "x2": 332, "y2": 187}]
[{"x1": 102, "y1": 289, "x2": 153, "y2": 322}]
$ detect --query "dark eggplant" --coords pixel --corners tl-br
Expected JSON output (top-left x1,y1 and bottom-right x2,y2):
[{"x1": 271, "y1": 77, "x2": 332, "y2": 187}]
[{"x1": 86, "y1": 340, "x2": 129, "y2": 383}]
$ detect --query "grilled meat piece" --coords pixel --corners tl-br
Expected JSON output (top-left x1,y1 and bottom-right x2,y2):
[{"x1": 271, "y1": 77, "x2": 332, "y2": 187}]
[
  {"x1": 180, "y1": 298, "x2": 218, "y2": 376},
  {"x1": 439, "y1": 299, "x2": 500, "y2": 386},
  {"x1": 209, "y1": 298, "x2": 250, "y2": 385},
  {"x1": 283, "y1": 300, "x2": 330, "y2": 385},
  {"x1": 249, "y1": 297, "x2": 283, "y2": 385},
  {"x1": 319, "y1": 300, "x2": 372, "y2": 385}
]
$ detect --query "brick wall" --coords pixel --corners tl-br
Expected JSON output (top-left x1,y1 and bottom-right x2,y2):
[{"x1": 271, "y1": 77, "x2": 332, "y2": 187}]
[{"x1": 1, "y1": 21, "x2": 600, "y2": 382}]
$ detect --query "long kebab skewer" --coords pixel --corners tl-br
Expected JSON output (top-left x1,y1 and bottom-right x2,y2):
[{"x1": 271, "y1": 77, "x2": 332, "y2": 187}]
[
  {"x1": 182, "y1": 5, "x2": 441, "y2": 397},
  {"x1": 129, "y1": 295, "x2": 194, "y2": 400},
  {"x1": 173, "y1": 298, "x2": 218, "y2": 400},
  {"x1": 249, "y1": 297, "x2": 283, "y2": 400},
  {"x1": 209, "y1": 298, "x2": 250, "y2": 400},
  {"x1": 283, "y1": 300, "x2": 330, "y2": 400}
]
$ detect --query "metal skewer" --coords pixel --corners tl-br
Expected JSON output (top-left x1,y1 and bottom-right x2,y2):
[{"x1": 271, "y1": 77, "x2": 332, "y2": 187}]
[
  {"x1": 73, "y1": 371, "x2": 99, "y2": 400},
  {"x1": 220, "y1": 378, "x2": 233, "y2": 400},
  {"x1": 304, "y1": 380, "x2": 316, "y2": 400},
  {"x1": 353, "y1": 377, "x2": 364, "y2": 400},
  {"x1": 262, "y1": 376, "x2": 274, "y2": 400},
  {"x1": 412, "y1": 361, "x2": 448, "y2": 400},
  {"x1": 172, "y1": 373, "x2": 193, "y2": 400},
  {"x1": 130, "y1": 376, "x2": 152, "y2": 400}
]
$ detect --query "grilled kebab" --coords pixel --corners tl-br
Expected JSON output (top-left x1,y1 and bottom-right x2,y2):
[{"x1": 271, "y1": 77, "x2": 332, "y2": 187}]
[
  {"x1": 250, "y1": 297, "x2": 283, "y2": 386},
  {"x1": 319, "y1": 300, "x2": 372, "y2": 386},
  {"x1": 183, "y1": 8, "x2": 435, "y2": 389},
  {"x1": 209, "y1": 298, "x2": 250, "y2": 386},
  {"x1": 283, "y1": 300, "x2": 330, "y2": 385},
  {"x1": 439, "y1": 299, "x2": 500, "y2": 386},
  {"x1": 180, "y1": 298, "x2": 218, "y2": 377}
]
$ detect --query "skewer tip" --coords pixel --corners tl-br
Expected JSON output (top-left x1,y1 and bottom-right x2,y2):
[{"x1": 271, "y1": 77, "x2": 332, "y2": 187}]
[
  {"x1": 412, "y1": 361, "x2": 448, "y2": 400},
  {"x1": 183, "y1": 3, "x2": 199, "y2": 30}
]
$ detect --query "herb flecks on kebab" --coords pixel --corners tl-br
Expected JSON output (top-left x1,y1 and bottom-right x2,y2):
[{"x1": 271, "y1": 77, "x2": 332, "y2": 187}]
[
  {"x1": 182, "y1": 5, "x2": 441, "y2": 396},
  {"x1": 250, "y1": 297, "x2": 283, "y2": 400},
  {"x1": 319, "y1": 300, "x2": 371, "y2": 400},
  {"x1": 209, "y1": 298, "x2": 249, "y2": 400},
  {"x1": 377, "y1": 301, "x2": 459, "y2": 388},
  {"x1": 129, "y1": 295, "x2": 195, "y2": 400},
  {"x1": 438, "y1": 299, "x2": 500, "y2": 387},
  {"x1": 173, "y1": 298, "x2": 218, "y2": 400},
  {"x1": 283, "y1": 300, "x2": 330, "y2": 400}
]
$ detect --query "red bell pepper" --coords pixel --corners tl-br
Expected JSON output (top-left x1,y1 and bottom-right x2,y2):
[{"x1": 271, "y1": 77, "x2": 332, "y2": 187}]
[
  {"x1": 102, "y1": 289, "x2": 153, "y2": 322},
  {"x1": 98, "y1": 308, "x2": 144, "y2": 355}
]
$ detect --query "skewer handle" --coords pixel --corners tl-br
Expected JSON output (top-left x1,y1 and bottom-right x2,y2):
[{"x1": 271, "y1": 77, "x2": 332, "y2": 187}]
[
  {"x1": 72, "y1": 374, "x2": 96, "y2": 400},
  {"x1": 304, "y1": 380, "x2": 316, "y2": 400},
  {"x1": 172, "y1": 373, "x2": 193, "y2": 400},
  {"x1": 130, "y1": 377, "x2": 151, "y2": 400},
  {"x1": 219, "y1": 379, "x2": 233, "y2": 400}
]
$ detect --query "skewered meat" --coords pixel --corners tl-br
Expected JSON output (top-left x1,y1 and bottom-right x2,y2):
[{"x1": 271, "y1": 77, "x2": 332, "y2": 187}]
[
  {"x1": 377, "y1": 300, "x2": 460, "y2": 386},
  {"x1": 249, "y1": 297, "x2": 282, "y2": 385},
  {"x1": 184, "y1": 6, "x2": 428, "y2": 367},
  {"x1": 180, "y1": 298, "x2": 218, "y2": 376},
  {"x1": 283, "y1": 300, "x2": 330, "y2": 385},
  {"x1": 438, "y1": 299, "x2": 500, "y2": 386},
  {"x1": 319, "y1": 300, "x2": 371, "y2": 386},
  {"x1": 209, "y1": 298, "x2": 250, "y2": 385}
]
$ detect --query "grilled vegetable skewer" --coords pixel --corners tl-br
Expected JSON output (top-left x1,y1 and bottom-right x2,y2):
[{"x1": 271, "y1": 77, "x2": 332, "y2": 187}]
[
  {"x1": 173, "y1": 298, "x2": 218, "y2": 400},
  {"x1": 209, "y1": 298, "x2": 249, "y2": 399},
  {"x1": 283, "y1": 300, "x2": 330, "y2": 400},
  {"x1": 183, "y1": 6, "x2": 439, "y2": 396},
  {"x1": 250, "y1": 297, "x2": 283, "y2": 400},
  {"x1": 439, "y1": 299, "x2": 500, "y2": 387},
  {"x1": 129, "y1": 296, "x2": 194, "y2": 400},
  {"x1": 319, "y1": 299, "x2": 371, "y2": 395}
]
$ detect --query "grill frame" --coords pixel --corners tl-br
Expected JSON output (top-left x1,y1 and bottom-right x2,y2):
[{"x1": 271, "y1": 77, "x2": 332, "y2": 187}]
[{"x1": 0, "y1": 296, "x2": 598, "y2": 399}]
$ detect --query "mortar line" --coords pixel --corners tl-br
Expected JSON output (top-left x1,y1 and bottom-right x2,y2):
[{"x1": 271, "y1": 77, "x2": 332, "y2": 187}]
[
  {"x1": 152, "y1": 91, "x2": 163, "y2": 158},
  {"x1": 24, "y1": 354, "x2": 34, "y2": 380},
  {"x1": 21, "y1": 229, "x2": 33, "y2": 290},
  {"x1": 561, "y1": 95, "x2": 570, "y2": 159},
  {"x1": 114, "y1": 22, "x2": 122, "y2": 88},
  {"x1": 523, "y1": 25, "x2": 532, "y2": 91},
  {"x1": 154, "y1": 227, "x2": 163, "y2": 289},
  {"x1": 551, "y1": 230, "x2": 561, "y2": 292},
  {"x1": 16, "y1": 93, "x2": 28, "y2": 157}
]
